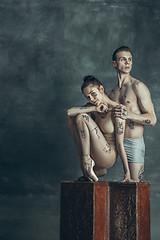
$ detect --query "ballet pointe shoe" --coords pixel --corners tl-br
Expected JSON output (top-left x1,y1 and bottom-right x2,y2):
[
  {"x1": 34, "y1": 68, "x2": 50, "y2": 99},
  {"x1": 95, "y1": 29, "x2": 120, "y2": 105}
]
[
  {"x1": 77, "y1": 175, "x2": 90, "y2": 181},
  {"x1": 81, "y1": 155, "x2": 99, "y2": 182}
]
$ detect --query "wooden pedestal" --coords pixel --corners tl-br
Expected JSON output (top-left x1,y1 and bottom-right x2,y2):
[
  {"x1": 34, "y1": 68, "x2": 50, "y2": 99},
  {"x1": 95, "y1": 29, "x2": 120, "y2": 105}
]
[{"x1": 60, "y1": 181, "x2": 150, "y2": 240}]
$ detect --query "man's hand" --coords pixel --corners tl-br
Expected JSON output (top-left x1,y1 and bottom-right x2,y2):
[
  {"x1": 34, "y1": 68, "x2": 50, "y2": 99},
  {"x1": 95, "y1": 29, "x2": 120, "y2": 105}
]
[
  {"x1": 113, "y1": 104, "x2": 128, "y2": 120},
  {"x1": 121, "y1": 171, "x2": 135, "y2": 183}
]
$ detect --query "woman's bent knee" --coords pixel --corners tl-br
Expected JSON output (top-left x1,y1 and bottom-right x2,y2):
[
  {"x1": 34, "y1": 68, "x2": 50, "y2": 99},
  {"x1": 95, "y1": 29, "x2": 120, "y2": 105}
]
[{"x1": 75, "y1": 113, "x2": 89, "y2": 125}]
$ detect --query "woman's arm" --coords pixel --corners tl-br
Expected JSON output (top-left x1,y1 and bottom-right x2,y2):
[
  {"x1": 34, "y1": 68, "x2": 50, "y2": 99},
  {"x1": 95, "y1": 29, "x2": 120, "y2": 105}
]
[
  {"x1": 67, "y1": 103, "x2": 96, "y2": 117},
  {"x1": 114, "y1": 117, "x2": 133, "y2": 182},
  {"x1": 67, "y1": 102, "x2": 108, "y2": 117}
]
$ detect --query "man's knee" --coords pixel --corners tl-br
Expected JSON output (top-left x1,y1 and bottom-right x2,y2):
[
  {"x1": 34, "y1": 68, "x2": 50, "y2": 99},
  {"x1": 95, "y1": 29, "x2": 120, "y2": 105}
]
[{"x1": 129, "y1": 163, "x2": 144, "y2": 182}]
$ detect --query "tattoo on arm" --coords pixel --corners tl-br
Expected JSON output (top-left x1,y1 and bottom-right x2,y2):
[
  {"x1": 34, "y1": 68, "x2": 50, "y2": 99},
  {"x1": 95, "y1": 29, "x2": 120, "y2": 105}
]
[
  {"x1": 143, "y1": 119, "x2": 151, "y2": 124},
  {"x1": 122, "y1": 108, "x2": 127, "y2": 117},
  {"x1": 82, "y1": 114, "x2": 89, "y2": 122},
  {"x1": 127, "y1": 120, "x2": 134, "y2": 129},
  {"x1": 103, "y1": 143, "x2": 111, "y2": 154},
  {"x1": 91, "y1": 126, "x2": 100, "y2": 139},
  {"x1": 117, "y1": 122, "x2": 124, "y2": 135}
]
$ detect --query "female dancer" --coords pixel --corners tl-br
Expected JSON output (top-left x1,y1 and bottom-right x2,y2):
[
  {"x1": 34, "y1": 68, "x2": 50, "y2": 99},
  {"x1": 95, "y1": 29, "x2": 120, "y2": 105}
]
[{"x1": 67, "y1": 75, "x2": 133, "y2": 182}]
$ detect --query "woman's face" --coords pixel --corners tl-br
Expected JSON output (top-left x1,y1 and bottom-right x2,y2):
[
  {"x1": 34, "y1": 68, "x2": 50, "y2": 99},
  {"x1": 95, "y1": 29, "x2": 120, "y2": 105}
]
[{"x1": 83, "y1": 84, "x2": 104, "y2": 106}]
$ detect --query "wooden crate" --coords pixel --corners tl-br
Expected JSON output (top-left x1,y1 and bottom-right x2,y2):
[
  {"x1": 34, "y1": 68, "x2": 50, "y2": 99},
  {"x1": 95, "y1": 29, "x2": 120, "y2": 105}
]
[{"x1": 60, "y1": 181, "x2": 150, "y2": 240}]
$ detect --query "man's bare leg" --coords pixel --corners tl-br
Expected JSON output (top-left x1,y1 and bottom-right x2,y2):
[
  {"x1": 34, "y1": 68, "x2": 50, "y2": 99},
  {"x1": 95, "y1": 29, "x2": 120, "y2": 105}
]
[{"x1": 129, "y1": 163, "x2": 144, "y2": 182}]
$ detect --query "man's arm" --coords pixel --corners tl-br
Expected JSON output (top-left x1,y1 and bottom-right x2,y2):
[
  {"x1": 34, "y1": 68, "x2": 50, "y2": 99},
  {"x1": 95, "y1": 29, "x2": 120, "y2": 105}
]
[
  {"x1": 114, "y1": 82, "x2": 157, "y2": 126},
  {"x1": 114, "y1": 117, "x2": 133, "y2": 182},
  {"x1": 132, "y1": 82, "x2": 157, "y2": 126}
]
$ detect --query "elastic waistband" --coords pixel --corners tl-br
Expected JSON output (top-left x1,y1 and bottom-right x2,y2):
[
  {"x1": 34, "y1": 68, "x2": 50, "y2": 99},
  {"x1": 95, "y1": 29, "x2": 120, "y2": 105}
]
[{"x1": 124, "y1": 137, "x2": 144, "y2": 142}]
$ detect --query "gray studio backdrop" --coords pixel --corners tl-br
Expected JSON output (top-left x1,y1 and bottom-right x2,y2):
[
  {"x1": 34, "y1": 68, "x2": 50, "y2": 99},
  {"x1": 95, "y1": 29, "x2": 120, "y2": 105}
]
[{"x1": 0, "y1": 0, "x2": 160, "y2": 240}]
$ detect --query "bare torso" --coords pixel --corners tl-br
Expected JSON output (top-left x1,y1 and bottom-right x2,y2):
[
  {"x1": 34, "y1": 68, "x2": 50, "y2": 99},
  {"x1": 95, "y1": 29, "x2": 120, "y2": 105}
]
[
  {"x1": 108, "y1": 77, "x2": 144, "y2": 139},
  {"x1": 94, "y1": 111, "x2": 116, "y2": 145}
]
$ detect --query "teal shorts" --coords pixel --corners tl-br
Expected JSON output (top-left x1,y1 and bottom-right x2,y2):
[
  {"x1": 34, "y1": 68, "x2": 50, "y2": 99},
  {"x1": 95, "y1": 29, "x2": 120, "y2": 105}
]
[{"x1": 124, "y1": 137, "x2": 145, "y2": 164}]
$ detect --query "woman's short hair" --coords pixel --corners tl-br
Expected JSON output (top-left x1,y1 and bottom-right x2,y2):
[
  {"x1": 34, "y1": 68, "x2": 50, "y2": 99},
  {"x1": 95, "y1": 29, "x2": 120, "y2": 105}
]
[{"x1": 81, "y1": 75, "x2": 103, "y2": 93}]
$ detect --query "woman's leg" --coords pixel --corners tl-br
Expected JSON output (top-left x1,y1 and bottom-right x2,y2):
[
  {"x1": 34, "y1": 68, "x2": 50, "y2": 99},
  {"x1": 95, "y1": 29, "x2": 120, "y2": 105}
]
[
  {"x1": 67, "y1": 116, "x2": 82, "y2": 156},
  {"x1": 75, "y1": 113, "x2": 117, "y2": 180},
  {"x1": 68, "y1": 116, "x2": 98, "y2": 181},
  {"x1": 68, "y1": 116, "x2": 98, "y2": 180},
  {"x1": 129, "y1": 163, "x2": 144, "y2": 182},
  {"x1": 93, "y1": 166, "x2": 107, "y2": 177}
]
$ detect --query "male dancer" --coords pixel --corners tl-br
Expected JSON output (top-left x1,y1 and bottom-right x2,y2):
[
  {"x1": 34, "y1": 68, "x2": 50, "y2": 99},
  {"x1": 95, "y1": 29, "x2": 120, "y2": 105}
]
[{"x1": 108, "y1": 46, "x2": 157, "y2": 181}]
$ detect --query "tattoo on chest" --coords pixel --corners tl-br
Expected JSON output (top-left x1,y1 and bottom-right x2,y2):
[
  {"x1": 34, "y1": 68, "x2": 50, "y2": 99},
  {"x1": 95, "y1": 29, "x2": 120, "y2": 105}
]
[
  {"x1": 127, "y1": 120, "x2": 134, "y2": 129},
  {"x1": 143, "y1": 119, "x2": 151, "y2": 124},
  {"x1": 91, "y1": 126, "x2": 100, "y2": 139},
  {"x1": 138, "y1": 165, "x2": 144, "y2": 182},
  {"x1": 117, "y1": 122, "x2": 124, "y2": 135},
  {"x1": 103, "y1": 143, "x2": 111, "y2": 154},
  {"x1": 121, "y1": 95, "x2": 126, "y2": 104},
  {"x1": 82, "y1": 114, "x2": 89, "y2": 122}
]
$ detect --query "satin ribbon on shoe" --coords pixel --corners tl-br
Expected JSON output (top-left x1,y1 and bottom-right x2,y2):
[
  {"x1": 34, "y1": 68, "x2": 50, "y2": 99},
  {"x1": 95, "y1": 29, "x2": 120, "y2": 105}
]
[{"x1": 81, "y1": 155, "x2": 99, "y2": 182}]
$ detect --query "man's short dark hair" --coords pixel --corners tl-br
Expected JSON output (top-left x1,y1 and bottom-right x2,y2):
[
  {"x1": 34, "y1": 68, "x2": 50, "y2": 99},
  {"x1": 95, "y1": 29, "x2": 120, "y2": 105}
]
[{"x1": 112, "y1": 46, "x2": 132, "y2": 61}]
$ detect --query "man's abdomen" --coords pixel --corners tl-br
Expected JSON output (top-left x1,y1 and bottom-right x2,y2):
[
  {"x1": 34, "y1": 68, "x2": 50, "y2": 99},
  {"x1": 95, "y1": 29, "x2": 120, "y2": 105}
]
[{"x1": 125, "y1": 122, "x2": 144, "y2": 139}]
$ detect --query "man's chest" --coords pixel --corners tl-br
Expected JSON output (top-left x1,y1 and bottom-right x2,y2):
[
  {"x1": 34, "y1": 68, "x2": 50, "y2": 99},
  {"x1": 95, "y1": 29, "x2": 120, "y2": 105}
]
[{"x1": 109, "y1": 86, "x2": 137, "y2": 106}]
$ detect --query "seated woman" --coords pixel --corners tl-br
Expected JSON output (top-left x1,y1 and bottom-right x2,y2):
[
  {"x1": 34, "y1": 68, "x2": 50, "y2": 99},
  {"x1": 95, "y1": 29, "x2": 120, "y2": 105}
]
[{"x1": 67, "y1": 75, "x2": 134, "y2": 182}]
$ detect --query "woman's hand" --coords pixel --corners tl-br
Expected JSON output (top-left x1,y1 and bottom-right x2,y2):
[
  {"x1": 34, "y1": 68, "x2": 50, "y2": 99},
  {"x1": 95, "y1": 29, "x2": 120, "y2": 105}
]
[
  {"x1": 121, "y1": 171, "x2": 135, "y2": 183},
  {"x1": 95, "y1": 103, "x2": 108, "y2": 113}
]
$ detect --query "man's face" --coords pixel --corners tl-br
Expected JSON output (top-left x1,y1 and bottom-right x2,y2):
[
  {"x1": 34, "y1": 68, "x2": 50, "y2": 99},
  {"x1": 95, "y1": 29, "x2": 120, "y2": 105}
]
[{"x1": 113, "y1": 51, "x2": 132, "y2": 74}]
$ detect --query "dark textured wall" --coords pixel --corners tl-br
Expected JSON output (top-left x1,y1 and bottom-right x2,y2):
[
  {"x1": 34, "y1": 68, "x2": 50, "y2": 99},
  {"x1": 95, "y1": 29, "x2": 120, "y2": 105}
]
[{"x1": 0, "y1": 0, "x2": 160, "y2": 239}]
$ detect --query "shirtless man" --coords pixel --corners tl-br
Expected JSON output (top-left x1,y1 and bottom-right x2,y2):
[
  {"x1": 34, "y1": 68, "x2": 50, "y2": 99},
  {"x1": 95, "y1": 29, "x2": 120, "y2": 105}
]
[{"x1": 108, "y1": 46, "x2": 157, "y2": 181}]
